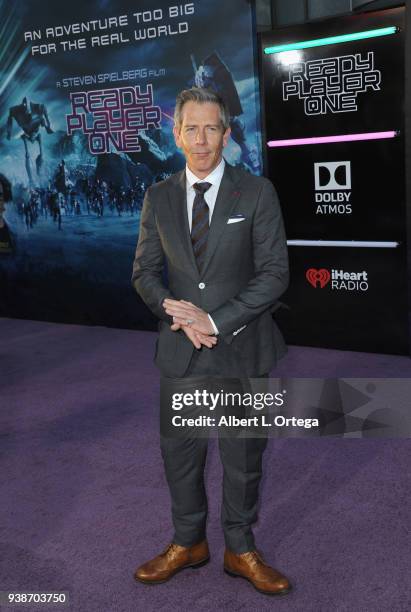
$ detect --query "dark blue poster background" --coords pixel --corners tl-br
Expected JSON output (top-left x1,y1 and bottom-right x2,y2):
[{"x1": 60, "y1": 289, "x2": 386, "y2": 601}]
[{"x1": 0, "y1": 0, "x2": 261, "y2": 329}]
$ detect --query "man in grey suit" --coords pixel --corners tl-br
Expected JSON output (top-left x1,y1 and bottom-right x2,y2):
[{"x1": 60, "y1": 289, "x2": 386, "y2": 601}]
[{"x1": 132, "y1": 87, "x2": 291, "y2": 595}]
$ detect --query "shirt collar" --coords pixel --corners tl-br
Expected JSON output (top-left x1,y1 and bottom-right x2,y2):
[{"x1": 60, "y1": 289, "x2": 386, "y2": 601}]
[{"x1": 185, "y1": 158, "x2": 225, "y2": 189}]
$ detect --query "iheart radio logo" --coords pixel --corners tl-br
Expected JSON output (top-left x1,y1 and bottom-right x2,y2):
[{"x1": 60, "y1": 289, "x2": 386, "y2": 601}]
[{"x1": 306, "y1": 268, "x2": 331, "y2": 288}]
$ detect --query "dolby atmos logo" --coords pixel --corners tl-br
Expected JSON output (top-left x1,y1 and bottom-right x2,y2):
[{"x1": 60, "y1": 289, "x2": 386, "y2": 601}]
[{"x1": 314, "y1": 161, "x2": 352, "y2": 215}]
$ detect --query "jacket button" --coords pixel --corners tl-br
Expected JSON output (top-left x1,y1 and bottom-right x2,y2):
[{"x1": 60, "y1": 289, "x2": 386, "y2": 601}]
[{"x1": 198, "y1": 282, "x2": 205, "y2": 289}]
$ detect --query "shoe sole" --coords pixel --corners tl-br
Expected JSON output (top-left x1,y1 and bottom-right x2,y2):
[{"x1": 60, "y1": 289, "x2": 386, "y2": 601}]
[
  {"x1": 224, "y1": 567, "x2": 292, "y2": 596},
  {"x1": 135, "y1": 556, "x2": 210, "y2": 585}
]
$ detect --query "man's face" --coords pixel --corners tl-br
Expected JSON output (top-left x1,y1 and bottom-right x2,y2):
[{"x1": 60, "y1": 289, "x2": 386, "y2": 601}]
[{"x1": 173, "y1": 101, "x2": 230, "y2": 179}]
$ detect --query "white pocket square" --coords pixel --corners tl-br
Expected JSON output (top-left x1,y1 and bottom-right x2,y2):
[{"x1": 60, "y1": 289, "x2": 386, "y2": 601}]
[{"x1": 227, "y1": 217, "x2": 245, "y2": 224}]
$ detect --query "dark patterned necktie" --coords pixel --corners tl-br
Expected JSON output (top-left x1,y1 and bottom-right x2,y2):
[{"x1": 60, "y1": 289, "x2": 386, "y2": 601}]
[{"x1": 191, "y1": 182, "x2": 212, "y2": 272}]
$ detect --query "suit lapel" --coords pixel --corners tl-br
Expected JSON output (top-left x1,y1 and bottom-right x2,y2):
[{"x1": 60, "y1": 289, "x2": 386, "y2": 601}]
[
  {"x1": 201, "y1": 163, "x2": 241, "y2": 275},
  {"x1": 167, "y1": 163, "x2": 242, "y2": 278},
  {"x1": 168, "y1": 169, "x2": 199, "y2": 277}
]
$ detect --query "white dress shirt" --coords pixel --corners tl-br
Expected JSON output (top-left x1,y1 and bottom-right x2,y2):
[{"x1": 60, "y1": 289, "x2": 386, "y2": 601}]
[
  {"x1": 185, "y1": 158, "x2": 225, "y2": 231},
  {"x1": 185, "y1": 158, "x2": 225, "y2": 335}
]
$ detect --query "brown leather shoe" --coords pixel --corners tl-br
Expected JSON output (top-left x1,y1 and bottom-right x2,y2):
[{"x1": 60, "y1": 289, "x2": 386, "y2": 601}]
[
  {"x1": 224, "y1": 549, "x2": 292, "y2": 596},
  {"x1": 134, "y1": 541, "x2": 210, "y2": 584}
]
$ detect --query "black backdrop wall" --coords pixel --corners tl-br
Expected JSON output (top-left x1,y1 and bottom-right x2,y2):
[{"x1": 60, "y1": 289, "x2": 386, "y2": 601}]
[{"x1": 259, "y1": 6, "x2": 409, "y2": 355}]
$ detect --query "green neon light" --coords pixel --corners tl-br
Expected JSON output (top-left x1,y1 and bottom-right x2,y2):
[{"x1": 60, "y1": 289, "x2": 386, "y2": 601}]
[{"x1": 264, "y1": 26, "x2": 398, "y2": 55}]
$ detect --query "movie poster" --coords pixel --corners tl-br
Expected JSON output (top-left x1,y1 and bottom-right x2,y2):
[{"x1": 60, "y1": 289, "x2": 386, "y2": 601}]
[{"x1": 0, "y1": 0, "x2": 261, "y2": 329}]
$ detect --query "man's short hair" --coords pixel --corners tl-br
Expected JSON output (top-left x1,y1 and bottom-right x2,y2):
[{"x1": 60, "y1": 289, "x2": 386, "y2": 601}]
[
  {"x1": 174, "y1": 87, "x2": 230, "y2": 131},
  {"x1": 0, "y1": 173, "x2": 12, "y2": 202}
]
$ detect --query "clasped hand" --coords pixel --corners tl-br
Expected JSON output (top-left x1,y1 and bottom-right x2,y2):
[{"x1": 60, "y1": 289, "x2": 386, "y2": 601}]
[{"x1": 162, "y1": 298, "x2": 217, "y2": 350}]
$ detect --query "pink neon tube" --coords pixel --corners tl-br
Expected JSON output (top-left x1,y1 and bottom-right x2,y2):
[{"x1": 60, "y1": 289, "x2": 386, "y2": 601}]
[{"x1": 267, "y1": 131, "x2": 398, "y2": 147}]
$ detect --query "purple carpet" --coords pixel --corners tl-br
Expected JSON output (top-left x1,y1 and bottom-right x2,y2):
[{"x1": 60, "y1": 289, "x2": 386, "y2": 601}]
[{"x1": 1, "y1": 317, "x2": 410, "y2": 611}]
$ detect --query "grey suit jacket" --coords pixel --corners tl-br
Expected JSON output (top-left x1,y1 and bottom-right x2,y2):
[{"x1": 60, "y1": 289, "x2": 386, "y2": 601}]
[{"x1": 132, "y1": 162, "x2": 289, "y2": 377}]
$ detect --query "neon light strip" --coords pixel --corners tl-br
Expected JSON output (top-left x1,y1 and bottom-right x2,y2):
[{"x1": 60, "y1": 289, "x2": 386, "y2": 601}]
[
  {"x1": 267, "y1": 131, "x2": 397, "y2": 147},
  {"x1": 287, "y1": 240, "x2": 399, "y2": 248},
  {"x1": 264, "y1": 26, "x2": 398, "y2": 54}
]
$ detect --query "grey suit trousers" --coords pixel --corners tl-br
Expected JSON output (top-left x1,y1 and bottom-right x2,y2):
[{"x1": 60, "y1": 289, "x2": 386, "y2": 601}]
[{"x1": 160, "y1": 339, "x2": 268, "y2": 554}]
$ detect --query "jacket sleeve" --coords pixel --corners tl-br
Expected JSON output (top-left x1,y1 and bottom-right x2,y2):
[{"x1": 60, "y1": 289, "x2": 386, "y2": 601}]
[
  {"x1": 209, "y1": 179, "x2": 289, "y2": 341},
  {"x1": 131, "y1": 187, "x2": 174, "y2": 323}
]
